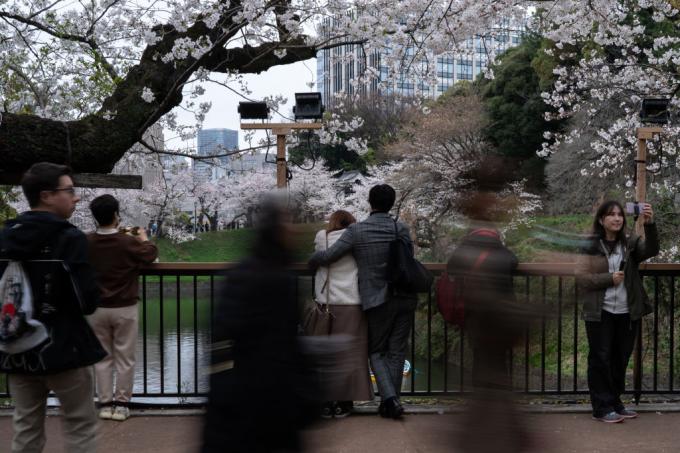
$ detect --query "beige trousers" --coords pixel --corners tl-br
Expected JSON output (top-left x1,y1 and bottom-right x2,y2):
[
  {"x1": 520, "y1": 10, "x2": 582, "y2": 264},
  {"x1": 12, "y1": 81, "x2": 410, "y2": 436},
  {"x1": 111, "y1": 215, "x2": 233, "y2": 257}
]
[
  {"x1": 10, "y1": 367, "x2": 97, "y2": 453},
  {"x1": 88, "y1": 305, "x2": 138, "y2": 404}
]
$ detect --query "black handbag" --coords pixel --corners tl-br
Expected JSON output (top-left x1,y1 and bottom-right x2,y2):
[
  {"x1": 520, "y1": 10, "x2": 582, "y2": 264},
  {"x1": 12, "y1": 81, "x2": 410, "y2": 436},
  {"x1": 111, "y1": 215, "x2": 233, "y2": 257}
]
[{"x1": 388, "y1": 219, "x2": 433, "y2": 293}]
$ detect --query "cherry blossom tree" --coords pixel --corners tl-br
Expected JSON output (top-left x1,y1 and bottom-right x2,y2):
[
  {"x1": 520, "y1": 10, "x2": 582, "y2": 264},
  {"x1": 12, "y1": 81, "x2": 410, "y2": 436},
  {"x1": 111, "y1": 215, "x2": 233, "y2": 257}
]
[
  {"x1": 287, "y1": 160, "x2": 340, "y2": 221},
  {"x1": 536, "y1": 1, "x2": 680, "y2": 192},
  {"x1": 0, "y1": 0, "x2": 531, "y2": 175}
]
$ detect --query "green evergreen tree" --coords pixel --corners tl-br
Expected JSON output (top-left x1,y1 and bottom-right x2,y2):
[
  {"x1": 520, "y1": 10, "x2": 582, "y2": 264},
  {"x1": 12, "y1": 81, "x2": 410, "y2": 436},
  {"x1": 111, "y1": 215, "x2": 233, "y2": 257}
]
[{"x1": 478, "y1": 33, "x2": 566, "y2": 189}]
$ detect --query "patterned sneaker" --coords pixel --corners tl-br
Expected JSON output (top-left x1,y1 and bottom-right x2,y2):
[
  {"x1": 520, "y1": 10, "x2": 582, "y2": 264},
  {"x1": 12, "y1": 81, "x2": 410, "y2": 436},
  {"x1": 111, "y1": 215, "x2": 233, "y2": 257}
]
[
  {"x1": 592, "y1": 411, "x2": 624, "y2": 423},
  {"x1": 98, "y1": 406, "x2": 114, "y2": 420},
  {"x1": 111, "y1": 405, "x2": 130, "y2": 422},
  {"x1": 616, "y1": 408, "x2": 638, "y2": 419}
]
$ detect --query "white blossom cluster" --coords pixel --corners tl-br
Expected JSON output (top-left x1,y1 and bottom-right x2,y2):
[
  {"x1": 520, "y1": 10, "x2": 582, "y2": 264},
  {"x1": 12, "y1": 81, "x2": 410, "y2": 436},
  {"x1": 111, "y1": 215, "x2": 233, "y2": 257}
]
[{"x1": 536, "y1": 0, "x2": 680, "y2": 194}]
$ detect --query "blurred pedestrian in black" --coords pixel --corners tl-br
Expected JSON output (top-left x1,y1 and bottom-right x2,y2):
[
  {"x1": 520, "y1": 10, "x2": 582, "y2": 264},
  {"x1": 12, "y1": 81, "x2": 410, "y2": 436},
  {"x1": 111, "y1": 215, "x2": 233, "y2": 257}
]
[
  {"x1": 445, "y1": 158, "x2": 537, "y2": 452},
  {"x1": 578, "y1": 201, "x2": 658, "y2": 423},
  {"x1": 202, "y1": 198, "x2": 317, "y2": 453}
]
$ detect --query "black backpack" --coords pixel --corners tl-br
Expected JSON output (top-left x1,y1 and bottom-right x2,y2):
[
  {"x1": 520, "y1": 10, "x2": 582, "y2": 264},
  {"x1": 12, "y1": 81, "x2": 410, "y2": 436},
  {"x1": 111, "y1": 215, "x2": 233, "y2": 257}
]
[{"x1": 388, "y1": 219, "x2": 433, "y2": 293}]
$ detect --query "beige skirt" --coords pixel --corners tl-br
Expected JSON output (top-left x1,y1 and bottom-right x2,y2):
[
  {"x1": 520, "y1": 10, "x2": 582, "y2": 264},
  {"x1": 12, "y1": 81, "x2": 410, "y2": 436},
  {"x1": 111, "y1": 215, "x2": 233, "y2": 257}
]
[{"x1": 305, "y1": 304, "x2": 373, "y2": 402}]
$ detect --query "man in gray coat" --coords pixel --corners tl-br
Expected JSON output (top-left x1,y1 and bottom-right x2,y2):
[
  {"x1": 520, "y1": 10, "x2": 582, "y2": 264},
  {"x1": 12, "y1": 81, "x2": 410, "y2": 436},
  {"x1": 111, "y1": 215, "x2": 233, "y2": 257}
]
[{"x1": 309, "y1": 184, "x2": 416, "y2": 419}]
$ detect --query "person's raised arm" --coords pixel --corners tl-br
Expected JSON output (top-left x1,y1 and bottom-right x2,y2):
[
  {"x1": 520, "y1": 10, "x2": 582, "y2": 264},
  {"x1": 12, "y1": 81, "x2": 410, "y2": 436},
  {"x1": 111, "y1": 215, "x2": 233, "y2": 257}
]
[{"x1": 308, "y1": 226, "x2": 354, "y2": 269}]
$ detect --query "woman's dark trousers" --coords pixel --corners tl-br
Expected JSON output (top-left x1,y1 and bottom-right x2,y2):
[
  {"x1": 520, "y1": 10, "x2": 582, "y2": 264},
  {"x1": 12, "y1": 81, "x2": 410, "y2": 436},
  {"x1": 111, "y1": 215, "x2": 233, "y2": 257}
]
[{"x1": 585, "y1": 311, "x2": 639, "y2": 418}]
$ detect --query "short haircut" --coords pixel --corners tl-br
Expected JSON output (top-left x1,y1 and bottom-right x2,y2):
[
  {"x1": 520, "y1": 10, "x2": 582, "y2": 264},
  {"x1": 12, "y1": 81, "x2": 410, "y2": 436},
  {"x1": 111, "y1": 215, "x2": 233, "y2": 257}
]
[
  {"x1": 327, "y1": 210, "x2": 356, "y2": 233},
  {"x1": 20, "y1": 162, "x2": 73, "y2": 208},
  {"x1": 368, "y1": 184, "x2": 396, "y2": 213},
  {"x1": 90, "y1": 194, "x2": 119, "y2": 226}
]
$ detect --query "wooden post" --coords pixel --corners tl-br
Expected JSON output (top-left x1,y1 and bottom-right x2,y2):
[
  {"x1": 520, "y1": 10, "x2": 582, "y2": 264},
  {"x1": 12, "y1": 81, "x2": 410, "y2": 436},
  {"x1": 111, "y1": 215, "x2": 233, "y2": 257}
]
[
  {"x1": 632, "y1": 126, "x2": 662, "y2": 405},
  {"x1": 635, "y1": 133, "x2": 648, "y2": 236},
  {"x1": 240, "y1": 122, "x2": 323, "y2": 190},
  {"x1": 276, "y1": 133, "x2": 287, "y2": 189}
]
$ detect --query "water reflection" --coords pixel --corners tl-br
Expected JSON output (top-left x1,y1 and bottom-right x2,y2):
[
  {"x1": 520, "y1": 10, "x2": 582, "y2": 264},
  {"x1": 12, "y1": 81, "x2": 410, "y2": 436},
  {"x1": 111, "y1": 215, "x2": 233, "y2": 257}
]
[{"x1": 134, "y1": 328, "x2": 211, "y2": 395}]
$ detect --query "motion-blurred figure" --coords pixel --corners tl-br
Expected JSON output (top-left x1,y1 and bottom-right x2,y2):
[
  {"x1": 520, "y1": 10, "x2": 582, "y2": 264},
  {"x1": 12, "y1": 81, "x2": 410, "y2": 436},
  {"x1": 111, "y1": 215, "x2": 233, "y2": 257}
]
[
  {"x1": 446, "y1": 159, "x2": 537, "y2": 453},
  {"x1": 578, "y1": 201, "x2": 658, "y2": 423},
  {"x1": 202, "y1": 198, "x2": 317, "y2": 453}
]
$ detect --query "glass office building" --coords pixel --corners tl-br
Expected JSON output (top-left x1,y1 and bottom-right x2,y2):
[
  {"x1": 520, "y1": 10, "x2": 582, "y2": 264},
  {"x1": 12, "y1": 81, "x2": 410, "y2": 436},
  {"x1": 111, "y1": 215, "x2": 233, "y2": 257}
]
[{"x1": 316, "y1": 18, "x2": 524, "y2": 108}]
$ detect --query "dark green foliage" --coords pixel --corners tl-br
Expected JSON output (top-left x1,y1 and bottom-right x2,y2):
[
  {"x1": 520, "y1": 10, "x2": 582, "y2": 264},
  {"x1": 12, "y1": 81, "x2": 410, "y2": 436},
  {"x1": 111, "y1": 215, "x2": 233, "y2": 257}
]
[
  {"x1": 288, "y1": 133, "x2": 373, "y2": 172},
  {"x1": 478, "y1": 34, "x2": 567, "y2": 189},
  {"x1": 0, "y1": 186, "x2": 18, "y2": 225}
]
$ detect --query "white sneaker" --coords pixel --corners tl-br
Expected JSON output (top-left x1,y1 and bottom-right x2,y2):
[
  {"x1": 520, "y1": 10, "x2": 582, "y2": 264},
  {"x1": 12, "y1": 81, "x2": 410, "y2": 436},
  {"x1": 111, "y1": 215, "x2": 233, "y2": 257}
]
[
  {"x1": 111, "y1": 406, "x2": 130, "y2": 421},
  {"x1": 98, "y1": 406, "x2": 114, "y2": 420}
]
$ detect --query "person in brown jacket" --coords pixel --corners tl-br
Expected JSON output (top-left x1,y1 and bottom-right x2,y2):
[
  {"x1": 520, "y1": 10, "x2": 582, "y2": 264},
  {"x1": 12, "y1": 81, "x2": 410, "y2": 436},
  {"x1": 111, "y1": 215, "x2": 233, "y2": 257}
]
[{"x1": 86, "y1": 194, "x2": 158, "y2": 421}]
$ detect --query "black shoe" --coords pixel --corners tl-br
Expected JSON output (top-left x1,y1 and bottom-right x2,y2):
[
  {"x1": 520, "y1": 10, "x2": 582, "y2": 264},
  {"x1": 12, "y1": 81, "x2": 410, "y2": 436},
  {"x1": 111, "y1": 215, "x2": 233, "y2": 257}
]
[
  {"x1": 384, "y1": 397, "x2": 404, "y2": 419},
  {"x1": 321, "y1": 402, "x2": 333, "y2": 419},
  {"x1": 334, "y1": 401, "x2": 352, "y2": 418},
  {"x1": 378, "y1": 401, "x2": 388, "y2": 418}
]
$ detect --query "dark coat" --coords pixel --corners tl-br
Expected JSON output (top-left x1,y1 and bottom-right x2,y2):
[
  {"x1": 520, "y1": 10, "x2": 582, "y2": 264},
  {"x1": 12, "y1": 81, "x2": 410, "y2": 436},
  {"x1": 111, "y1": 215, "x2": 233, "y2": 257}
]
[
  {"x1": 202, "y1": 255, "x2": 317, "y2": 453},
  {"x1": 576, "y1": 223, "x2": 659, "y2": 322},
  {"x1": 446, "y1": 228, "x2": 523, "y2": 389},
  {"x1": 0, "y1": 211, "x2": 105, "y2": 374}
]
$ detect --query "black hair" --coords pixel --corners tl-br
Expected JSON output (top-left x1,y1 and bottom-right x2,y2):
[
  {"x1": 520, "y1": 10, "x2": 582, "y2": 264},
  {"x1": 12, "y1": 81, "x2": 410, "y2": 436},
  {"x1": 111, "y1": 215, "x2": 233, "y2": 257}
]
[
  {"x1": 20, "y1": 162, "x2": 73, "y2": 208},
  {"x1": 90, "y1": 194, "x2": 120, "y2": 226},
  {"x1": 592, "y1": 200, "x2": 627, "y2": 246},
  {"x1": 368, "y1": 184, "x2": 396, "y2": 213}
]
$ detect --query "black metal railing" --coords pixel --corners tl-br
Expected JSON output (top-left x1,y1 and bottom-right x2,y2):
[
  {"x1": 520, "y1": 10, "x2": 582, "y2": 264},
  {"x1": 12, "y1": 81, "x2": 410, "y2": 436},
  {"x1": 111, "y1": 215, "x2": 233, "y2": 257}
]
[{"x1": 2, "y1": 263, "x2": 680, "y2": 404}]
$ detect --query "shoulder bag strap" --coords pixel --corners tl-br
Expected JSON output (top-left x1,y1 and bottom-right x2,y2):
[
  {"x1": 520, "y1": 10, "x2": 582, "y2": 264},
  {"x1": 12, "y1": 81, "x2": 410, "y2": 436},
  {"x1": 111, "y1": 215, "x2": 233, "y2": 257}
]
[
  {"x1": 324, "y1": 232, "x2": 331, "y2": 314},
  {"x1": 472, "y1": 250, "x2": 491, "y2": 271}
]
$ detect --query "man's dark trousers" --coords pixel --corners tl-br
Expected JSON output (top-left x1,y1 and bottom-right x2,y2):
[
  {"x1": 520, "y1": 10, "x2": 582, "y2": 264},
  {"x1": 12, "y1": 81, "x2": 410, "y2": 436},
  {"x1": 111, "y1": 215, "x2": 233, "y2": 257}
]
[
  {"x1": 585, "y1": 310, "x2": 638, "y2": 417},
  {"x1": 366, "y1": 294, "x2": 416, "y2": 400}
]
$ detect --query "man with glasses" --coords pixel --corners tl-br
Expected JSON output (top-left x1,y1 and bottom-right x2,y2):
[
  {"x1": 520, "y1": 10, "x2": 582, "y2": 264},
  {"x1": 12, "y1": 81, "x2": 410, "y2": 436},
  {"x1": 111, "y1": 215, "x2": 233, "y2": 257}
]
[{"x1": 0, "y1": 162, "x2": 105, "y2": 453}]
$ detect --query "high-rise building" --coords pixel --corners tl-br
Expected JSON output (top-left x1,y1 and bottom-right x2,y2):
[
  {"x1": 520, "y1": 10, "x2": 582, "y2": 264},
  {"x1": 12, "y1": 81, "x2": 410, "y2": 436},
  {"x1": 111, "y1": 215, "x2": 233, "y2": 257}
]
[
  {"x1": 193, "y1": 128, "x2": 239, "y2": 183},
  {"x1": 316, "y1": 18, "x2": 524, "y2": 108}
]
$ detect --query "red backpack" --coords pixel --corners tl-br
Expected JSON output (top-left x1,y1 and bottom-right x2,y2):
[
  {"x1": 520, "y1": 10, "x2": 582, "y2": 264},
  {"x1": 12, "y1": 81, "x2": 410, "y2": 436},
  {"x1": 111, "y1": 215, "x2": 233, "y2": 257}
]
[{"x1": 436, "y1": 229, "x2": 499, "y2": 327}]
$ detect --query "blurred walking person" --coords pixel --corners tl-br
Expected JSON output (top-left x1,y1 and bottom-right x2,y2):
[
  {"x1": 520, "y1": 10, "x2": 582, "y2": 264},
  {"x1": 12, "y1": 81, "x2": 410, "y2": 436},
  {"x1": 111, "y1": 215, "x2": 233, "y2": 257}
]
[
  {"x1": 578, "y1": 201, "x2": 658, "y2": 423},
  {"x1": 86, "y1": 194, "x2": 158, "y2": 421},
  {"x1": 202, "y1": 199, "x2": 317, "y2": 453},
  {"x1": 446, "y1": 191, "x2": 532, "y2": 452},
  {"x1": 306, "y1": 210, "x2": 373, "y2": 418}
]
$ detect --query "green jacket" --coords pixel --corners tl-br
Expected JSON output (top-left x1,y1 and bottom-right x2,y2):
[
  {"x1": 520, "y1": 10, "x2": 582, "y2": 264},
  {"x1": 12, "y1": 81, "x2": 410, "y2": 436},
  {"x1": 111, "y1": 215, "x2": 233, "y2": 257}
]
[{"x1": 576, "y1": 223, "x2": 659, "y2": 322}]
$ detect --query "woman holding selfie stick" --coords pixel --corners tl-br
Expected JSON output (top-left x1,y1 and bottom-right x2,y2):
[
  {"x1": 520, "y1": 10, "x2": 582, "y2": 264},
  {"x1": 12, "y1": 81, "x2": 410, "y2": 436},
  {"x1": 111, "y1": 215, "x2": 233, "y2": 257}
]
[{"x1": 577, "y1": 200, "x2": 659, "y2": 423}]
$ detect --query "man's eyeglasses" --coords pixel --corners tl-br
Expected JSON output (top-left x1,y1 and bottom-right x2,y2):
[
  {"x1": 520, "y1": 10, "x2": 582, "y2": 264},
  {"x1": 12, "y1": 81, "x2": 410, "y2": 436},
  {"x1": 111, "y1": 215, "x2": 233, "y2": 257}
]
[{"x1": 52, "y1": 187, "x2": 77, "y2": 196}]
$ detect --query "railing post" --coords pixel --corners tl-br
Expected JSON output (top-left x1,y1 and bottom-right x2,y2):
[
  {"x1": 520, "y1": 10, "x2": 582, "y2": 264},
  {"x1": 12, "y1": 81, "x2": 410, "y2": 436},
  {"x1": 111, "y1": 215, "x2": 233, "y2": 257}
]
[{"x1": 634, "y1": 321, "x2": 643, "y2": 405}]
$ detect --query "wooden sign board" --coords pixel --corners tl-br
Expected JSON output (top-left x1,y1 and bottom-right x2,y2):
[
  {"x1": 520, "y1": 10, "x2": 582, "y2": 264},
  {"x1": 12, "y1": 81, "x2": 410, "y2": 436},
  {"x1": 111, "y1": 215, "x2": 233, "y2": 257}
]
[{"x1": 0, "y1": 172, "x2": 143, "y2": 189}]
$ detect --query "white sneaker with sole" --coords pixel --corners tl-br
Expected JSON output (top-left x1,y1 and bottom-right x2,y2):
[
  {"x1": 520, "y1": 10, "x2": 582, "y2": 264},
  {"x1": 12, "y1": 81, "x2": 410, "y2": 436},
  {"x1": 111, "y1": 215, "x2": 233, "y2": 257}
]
[
  {"x1": 98, "y1": 406, "x2": 114, "y2": 420},
  {"x1": 111, "y1": 406, "x2": 130, "y2": 421}
]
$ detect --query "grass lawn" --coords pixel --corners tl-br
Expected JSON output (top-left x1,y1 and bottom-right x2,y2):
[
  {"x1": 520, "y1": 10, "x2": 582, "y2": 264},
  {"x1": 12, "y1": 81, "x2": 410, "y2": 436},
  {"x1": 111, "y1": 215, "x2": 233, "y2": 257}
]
[
  {"x1": 155, "y1": 222, "x2": 324, "y2": 262},
  {"x1": 153, "y1": 215, "x2": 593, "y2": 264}
]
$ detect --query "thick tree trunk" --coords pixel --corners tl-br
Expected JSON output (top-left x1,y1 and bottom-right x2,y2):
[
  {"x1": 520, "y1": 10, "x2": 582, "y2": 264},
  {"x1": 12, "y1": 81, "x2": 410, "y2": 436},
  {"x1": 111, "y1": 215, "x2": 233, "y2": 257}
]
[{"x1": 0, "y1": 11, "x2": 316, "y2": 175}]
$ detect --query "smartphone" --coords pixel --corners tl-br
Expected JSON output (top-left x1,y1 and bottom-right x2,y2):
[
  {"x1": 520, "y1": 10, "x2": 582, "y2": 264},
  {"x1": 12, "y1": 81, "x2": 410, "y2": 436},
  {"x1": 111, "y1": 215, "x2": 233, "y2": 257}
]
[
  {"x1": 619, "y1": 260, "x2": 626, "y2": 271},
  {"x1": 625, "y1": 202, "x2": 642, "y2": 216}
]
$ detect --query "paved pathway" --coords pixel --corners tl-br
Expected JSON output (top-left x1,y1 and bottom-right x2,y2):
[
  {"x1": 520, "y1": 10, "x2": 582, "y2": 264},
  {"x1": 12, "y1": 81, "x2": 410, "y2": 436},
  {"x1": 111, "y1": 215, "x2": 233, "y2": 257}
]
[{"x1": 2, "y1": 409, "x2": 680, "y2": 452}]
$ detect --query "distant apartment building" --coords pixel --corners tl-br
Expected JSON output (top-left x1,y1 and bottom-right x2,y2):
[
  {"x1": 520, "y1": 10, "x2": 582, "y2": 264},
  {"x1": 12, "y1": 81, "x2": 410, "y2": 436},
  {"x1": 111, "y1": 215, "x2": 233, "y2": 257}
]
[{"x1": 316, "y1": 18, "x2": 524, "y2": 108}]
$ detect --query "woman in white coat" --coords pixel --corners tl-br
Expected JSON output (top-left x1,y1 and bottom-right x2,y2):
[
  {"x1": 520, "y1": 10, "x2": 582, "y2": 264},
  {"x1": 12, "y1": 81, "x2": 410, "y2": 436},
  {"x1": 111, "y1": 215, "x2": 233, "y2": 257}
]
[{"x1": 308, "y1": 210, "x2": 373, "y2": 418}]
